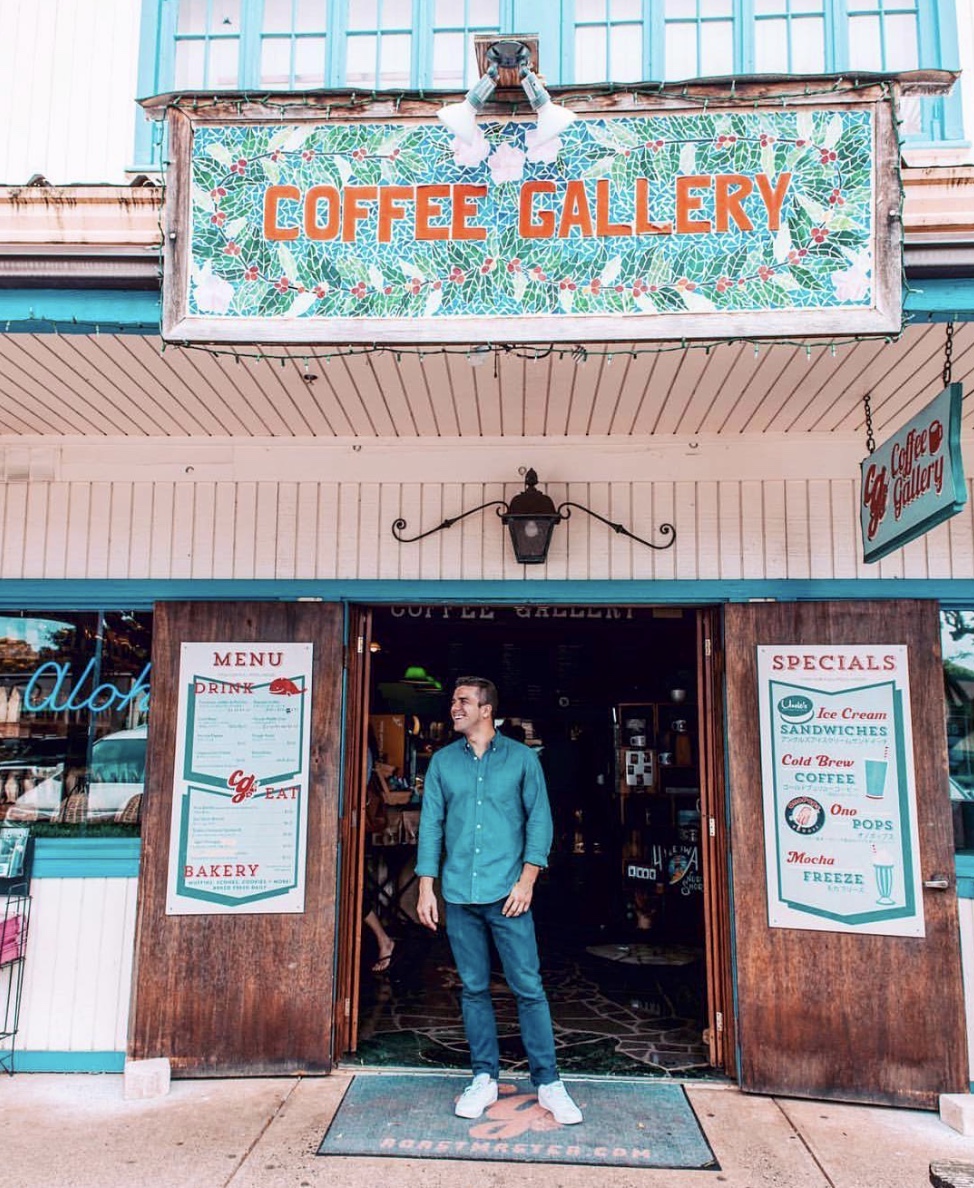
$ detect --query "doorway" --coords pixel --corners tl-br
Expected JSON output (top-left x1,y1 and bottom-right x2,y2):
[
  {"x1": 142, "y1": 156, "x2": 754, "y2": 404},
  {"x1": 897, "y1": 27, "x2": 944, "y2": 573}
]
[{"x1": 340, "y1": 604, "x2": 729, "y2": 1080}]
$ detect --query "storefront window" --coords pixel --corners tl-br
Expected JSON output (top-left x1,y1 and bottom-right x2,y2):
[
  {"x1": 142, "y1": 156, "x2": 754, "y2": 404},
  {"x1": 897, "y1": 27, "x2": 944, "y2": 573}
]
[
  {"x1": 941, "y1": 610, "x2": 974, "y2": 853},
  {"x1": 0, "y1": 611, "x2": 152, "y2": 836}
]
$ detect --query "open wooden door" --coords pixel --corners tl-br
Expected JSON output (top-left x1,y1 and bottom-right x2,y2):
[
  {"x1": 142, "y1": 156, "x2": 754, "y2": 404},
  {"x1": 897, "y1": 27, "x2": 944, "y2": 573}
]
[
  {"x1": 697, "y1": 607, "x2": 734, "y2": 1075},
  {"x1": 725, "y1": 600, "x2": 967, "y2": 1107},
  {"x1": 130, "y1": 601, "x2": 343, "y2": 1075},
  {"x1": 332, "y1": 607, "x2": 372, "y2": 1059}
]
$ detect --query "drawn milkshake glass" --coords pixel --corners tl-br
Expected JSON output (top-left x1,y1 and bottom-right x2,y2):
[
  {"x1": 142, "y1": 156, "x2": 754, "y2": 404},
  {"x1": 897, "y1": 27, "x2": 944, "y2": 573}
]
[{"x1": 871, "y1": 844, "x2": 895, "y2": 906}]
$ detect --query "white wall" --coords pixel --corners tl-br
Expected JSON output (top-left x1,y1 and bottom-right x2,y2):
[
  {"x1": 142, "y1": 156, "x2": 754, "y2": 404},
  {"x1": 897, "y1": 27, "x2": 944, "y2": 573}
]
[
  {"x1": 0, "y1": 436, "x2": 972, "y2": 584},
  {"x1": 0, "y1": 1, "x2": 142, "y2": 185}
]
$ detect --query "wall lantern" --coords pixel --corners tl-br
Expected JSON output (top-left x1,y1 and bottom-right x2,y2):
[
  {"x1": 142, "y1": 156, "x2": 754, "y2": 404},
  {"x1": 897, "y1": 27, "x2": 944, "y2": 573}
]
[
  {"x1": 391, "y1": 469, "x2": 676, "y2": 566},
  {"x1": 437, "y1": 37, "x2": 576, "y2": 148}
]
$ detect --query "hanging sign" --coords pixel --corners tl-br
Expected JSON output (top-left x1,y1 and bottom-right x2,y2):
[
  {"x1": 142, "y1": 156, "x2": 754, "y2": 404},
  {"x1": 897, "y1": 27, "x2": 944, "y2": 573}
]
[
  {"x1": 860, "y1": 382, "x2": 966, "y2": 563},
  {"x1": 166, "y1": 642, "x2": 313, "y2": 915},
  {"x1": 159, "y1": 86, "x2": 901, "y2": 344},
  {"x1": 756, "y1": 645, "x2": 924, "y2": 937}
]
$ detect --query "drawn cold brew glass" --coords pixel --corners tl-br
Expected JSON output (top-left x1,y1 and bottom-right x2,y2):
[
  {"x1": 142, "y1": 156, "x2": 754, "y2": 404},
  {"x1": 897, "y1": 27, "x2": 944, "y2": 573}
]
[{"x1": 864, "y1": 757, "x2": 888, "y2": 800}]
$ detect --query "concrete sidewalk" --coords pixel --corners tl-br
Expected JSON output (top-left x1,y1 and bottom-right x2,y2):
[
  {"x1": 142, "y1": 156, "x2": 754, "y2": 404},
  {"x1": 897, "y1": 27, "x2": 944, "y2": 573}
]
[{"x1": 2, "y1": 1071, "x2": 973, "y2": 1188}]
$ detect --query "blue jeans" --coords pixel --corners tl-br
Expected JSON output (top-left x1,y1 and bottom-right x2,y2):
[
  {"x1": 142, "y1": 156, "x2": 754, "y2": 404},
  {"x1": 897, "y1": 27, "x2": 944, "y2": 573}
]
[{"x1": 445, "y1": 899, "x2": 559, "y2": 1087}]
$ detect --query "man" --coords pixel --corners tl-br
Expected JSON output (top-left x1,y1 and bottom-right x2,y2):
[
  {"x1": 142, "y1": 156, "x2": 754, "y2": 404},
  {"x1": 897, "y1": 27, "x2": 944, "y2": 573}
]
[{"x1": 415, "y1": 676, "x2": 583, "y2": 1125}]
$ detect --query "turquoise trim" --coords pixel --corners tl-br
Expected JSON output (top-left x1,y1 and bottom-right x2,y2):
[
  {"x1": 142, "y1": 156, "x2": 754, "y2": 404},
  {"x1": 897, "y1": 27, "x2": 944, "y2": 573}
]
[
  {"x1": 956, "y1": 853, "x2": 974, "y2": 898},
  {"x1": 905, "y1": 280, "x2": 974, "y2": 322},
  {"x1": 32, "y1": 838, "x2": 141, "y2": 879},
  {"x1": 0, "y1": 290, "x2": 160, "y2": 334},
  {"x1": 13, "y1": 1051, "x2": 126, "y2": 1073},
  {"x1": 6, "y1": 578, "x2": 974, "y2": 612}
]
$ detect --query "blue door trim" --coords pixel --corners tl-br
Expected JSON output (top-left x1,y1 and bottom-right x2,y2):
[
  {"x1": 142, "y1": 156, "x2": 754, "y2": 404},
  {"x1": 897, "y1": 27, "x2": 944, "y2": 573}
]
[{"x1": 31, "y1": 838, "x2": 141, "y2": 880}]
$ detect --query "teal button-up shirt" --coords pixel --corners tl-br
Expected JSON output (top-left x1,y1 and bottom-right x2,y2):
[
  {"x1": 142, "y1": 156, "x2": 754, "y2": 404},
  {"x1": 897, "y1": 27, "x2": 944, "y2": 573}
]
[{"x1": 415, "y1": 731, "x2": 553, "y2": 905}]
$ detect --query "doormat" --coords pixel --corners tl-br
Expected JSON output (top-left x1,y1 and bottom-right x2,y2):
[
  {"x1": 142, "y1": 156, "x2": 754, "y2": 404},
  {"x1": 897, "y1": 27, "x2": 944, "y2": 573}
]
[{"x1": 318, "y1": 1075, "x2": 718, "y2": 1169}]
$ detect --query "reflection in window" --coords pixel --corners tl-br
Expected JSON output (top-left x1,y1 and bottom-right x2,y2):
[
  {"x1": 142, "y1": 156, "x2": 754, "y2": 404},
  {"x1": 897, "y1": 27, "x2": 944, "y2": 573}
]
[
  {"x1": 0, "y1": 612, "x2": 151, "y2": 834},
  {"x1": 942, "y1": 610, "x2": 974, "y2": 852}
]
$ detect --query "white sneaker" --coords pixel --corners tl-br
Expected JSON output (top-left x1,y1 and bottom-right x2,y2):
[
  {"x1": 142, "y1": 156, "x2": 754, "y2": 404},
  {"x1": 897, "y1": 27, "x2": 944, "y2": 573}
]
[
  {"x1": 537, "y1": 1080, "x2": 583, "y2": 1125},
  {"x1": 455, "y1": 1073, "x2": 498, "y2": 1119}
]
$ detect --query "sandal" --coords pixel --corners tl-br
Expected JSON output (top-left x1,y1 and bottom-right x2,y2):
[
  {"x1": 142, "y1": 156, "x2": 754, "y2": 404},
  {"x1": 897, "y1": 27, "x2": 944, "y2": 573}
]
[{"x1": 372, "y1": 939, "x2": 396, "y2": 974}]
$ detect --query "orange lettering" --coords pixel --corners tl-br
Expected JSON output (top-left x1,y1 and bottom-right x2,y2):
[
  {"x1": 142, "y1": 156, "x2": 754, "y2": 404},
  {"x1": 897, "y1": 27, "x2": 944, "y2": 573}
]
[
  {"x1": 595, "y1": 179, "x2": 632, "y2": 237},
  {"x1": 451, "y1": 184, "x2": 488, "y2": 240},
  {"x1": 416, "y1": 184, "x2": 451, "y2": 240},
  {"x1": 676, "y1": 175, "x2": 712, "y2": 234},
  {"x1": 342, "y1": 185, "x2": 377, "y2": 243},
  {"x1": 377, "y1": 185, "x2": 412, "y2": 243},
  {"x1": 304, "y1": 185, "x2": 340, "y2": 241},
  {"x1": 755, "y1": 172, "x2": 792, "y2": 231},
  {"x1": 634, "y1": 178, "x2": 672, "y2": 235},
  {"x1": 519, "y1": 180, "x2": 556, "y2": 238},
  {"x1": 715, "y1": 174, "x2": 754, "y2": 232},
  {"x1": 263, "y1": 185, "x2": 300, "y2": 241},
  {"x1": 558, "y1": 180, "x2": 594, "y2": 238}
]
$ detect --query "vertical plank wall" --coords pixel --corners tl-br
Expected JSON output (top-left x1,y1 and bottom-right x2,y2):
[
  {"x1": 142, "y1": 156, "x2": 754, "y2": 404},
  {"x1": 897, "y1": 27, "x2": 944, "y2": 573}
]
[{"x1": 2, "y1": 476, "x2": 973, "y2": 583}]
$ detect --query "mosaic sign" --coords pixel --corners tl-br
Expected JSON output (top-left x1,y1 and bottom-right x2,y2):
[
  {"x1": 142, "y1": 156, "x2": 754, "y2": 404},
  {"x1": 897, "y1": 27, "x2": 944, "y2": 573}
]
[
  {"x1": 860, "y1": 382, "x2": 967, "y2": 563},
  {"x1": 162, "y1": 98, "x2": 901, "y2": 342},
  {"x1": 756, "y1": 645, "x2": 924, "y2": 937}
]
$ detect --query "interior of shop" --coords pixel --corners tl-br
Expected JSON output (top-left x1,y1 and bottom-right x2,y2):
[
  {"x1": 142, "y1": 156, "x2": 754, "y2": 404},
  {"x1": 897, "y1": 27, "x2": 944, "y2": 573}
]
[{"x1": 350, "y1": 604, "x2": 714, "y2": 1079}]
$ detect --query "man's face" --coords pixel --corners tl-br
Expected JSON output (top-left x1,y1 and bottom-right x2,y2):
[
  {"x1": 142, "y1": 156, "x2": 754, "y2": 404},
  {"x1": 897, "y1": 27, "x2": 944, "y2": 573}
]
[{"x1": 451, "y1": 685, "x2": 489, "y2": 735}]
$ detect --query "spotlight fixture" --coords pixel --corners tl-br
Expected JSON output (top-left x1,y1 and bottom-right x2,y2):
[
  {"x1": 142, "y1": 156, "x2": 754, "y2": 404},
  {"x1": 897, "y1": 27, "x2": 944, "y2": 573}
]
[
  {"x1": 391, "y1": 468, "x2": 675, "y2": 566},
  {"x1": 519, "y1": 67, "x2": 577, "y2": 146},
  {"x1": 436, "y1": 65, "x2": 499, "y2": 144}
]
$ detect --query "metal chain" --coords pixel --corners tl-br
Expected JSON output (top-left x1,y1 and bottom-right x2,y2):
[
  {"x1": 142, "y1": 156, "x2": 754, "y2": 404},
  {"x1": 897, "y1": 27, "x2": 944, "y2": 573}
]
[
  {"x1": 863, "y1": 391, "x2": 875, "y2": 454},
  {"x1": 943, "y1": 321, "x2": 955, "y2": 389}
]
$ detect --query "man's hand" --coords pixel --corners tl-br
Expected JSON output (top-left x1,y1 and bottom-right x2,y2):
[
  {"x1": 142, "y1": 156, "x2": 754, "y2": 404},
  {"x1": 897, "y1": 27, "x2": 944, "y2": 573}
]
[
  {"x1": 502, "y1": 876, "x2": 534, "y2": 918},
  {"x1": 417, "y1": 876, "x2": 439, "y2": 931}
]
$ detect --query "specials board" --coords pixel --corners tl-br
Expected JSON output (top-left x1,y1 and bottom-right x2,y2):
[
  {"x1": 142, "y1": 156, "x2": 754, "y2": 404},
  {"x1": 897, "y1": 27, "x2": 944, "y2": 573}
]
[
  {"x1": 157, "y1": 82, "x2": 902, "y2": 344},
  {"x1": 165, "y1": 642, "x2": 312, "y2": 915},
  {"x1": 756, "y1": 645, "x2": 924, "y2": 937}
]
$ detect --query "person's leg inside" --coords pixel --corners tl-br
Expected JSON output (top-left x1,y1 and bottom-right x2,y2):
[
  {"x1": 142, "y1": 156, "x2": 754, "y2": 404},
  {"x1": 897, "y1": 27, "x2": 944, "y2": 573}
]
[
  {"x1": 489, "y1": 902, "x2": 583, "y2": 1124},
  {"x1": 445, "y1": 902, "x2": 500, "y2": 1117},
  {"x1": 363, "y1": 909, "x2": 395, "y2": 973}
]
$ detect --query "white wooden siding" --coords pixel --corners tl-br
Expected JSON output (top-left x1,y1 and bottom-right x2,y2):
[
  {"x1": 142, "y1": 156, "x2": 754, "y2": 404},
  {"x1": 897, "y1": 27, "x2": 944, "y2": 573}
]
[
  {"x1": 0, "y1": 2, "x2": 142, "y2": 186},
  {"x1": 2, "y1": 438, "x2": 973, "y2": 582},
  {"x1": 958, "y1": 896, "x2": 974, "y2": 1075},
  {"x1": 16, "y1": 878, "x2": 137, "y2": 1053}
]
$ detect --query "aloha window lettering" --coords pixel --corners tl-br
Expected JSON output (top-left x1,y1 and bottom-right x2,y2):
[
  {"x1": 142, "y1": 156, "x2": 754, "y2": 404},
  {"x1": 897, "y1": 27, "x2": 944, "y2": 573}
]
[{"x1": 23, "y1": 659, "x2": 152, "y2": 715}]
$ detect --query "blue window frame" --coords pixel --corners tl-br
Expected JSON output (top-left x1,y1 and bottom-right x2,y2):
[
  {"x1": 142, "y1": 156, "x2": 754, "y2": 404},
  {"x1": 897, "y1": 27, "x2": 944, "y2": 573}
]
[{"x1": 134, "y1": 0, "x2": 962, "y2": 168}]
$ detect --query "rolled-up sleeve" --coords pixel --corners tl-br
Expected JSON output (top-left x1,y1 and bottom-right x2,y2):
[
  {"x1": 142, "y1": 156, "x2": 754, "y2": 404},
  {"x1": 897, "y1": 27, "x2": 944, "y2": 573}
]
[
  {"x1": 415, "y1": 753, "x2": 445, "y2": 879},
  {"x1": 520, "y1": 752, "x2": 553, "y2": 869}
]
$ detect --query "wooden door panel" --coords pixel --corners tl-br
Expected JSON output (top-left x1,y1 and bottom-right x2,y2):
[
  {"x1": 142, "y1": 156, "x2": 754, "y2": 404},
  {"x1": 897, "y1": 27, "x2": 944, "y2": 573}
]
[
  {"x1": 725, "y1": 600, "x2": 967, "y2": 1108},
  {"x1": 129, "y1": 601, "x2": 343, "y2": 1075}
]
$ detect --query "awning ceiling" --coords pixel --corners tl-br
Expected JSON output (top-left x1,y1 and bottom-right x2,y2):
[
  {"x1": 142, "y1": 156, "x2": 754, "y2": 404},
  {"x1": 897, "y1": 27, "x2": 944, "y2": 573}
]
[{"x1": 0, "y1": 320, "x2": 969, "y2": 440}]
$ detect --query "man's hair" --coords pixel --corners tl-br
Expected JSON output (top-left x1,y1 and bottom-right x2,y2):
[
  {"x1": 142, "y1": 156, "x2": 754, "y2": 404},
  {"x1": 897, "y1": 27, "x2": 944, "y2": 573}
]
[{"x1": 454, "y1": 676, "x2": 499, "y2": 715}]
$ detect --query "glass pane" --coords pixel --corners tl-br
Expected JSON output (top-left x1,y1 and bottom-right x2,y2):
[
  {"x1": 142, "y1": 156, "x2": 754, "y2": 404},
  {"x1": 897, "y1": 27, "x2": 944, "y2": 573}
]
[
  {"x1": 791, "y1": 0, "x2": 824, "y2": 12},
  {"x1": 791, "y1": 16, "x2": 825, "y2": 73},
  {"x1": 665, "y1": 0, "x2": 697, "y2": 17},
  {"x1": 609, "y1": 25, "x2": 644, "y2": 80},
  {"x1": 346, "y1": 34, "x2": 378, "y2": 84},
  {"x1": 261, "y1": 36, "x2": 293, "y2": 86},
  {"x1": 577, "y1": 0, "x2": 608, "y2": 19},
  {"x1": 379, "y1": 33, "x2": 412, "y2": 86},
  {"x1": 665, "y1": 22, "x2": 698, "y2": 77},
  {"x1": 885, "y1": 13, "x2": 919, "y2": 71},
  {"x1": 209, "y1": 37, "x2": 241, "y2": 87},
  {"x1": 848, "y1": 15, "x2": 883, "y2": 70},
  {"x1": 348, "y1": 0, "x2": 378, "y2": 30},
  {"x1": 611, "y1": 0, "x2": 642, "y2": 17},
  {"x1": 433, "y1": 32, "x2": 466, "y2": 87},
  {"x1": 294, "y1": 35, "x2": 327, "y2": 86},
  {"x1": 262, "y1": 0, "x2": 293, "y2": 34},
  {"x1": 470, "y1": 0, "x2": 500, "y2": 22},
  {"x1": 383, "y1": 0, "x2": 412, "y2": 27},
  {"x1": 575, "y1": 25, "x2": 607, "y2": 81},
  {"x1": 700, "y1": 22, "x2": 733, "y2": 74},
  {"x1": 899, "y1": 94, "x2": 922, "y2": 135},
  {"x1": 941, "y1": 610, "x2": 974, "y2": 851},
  {"x1": 754, "y1": 0, "x2": 784, "y2": 12},
  {"x1": 435, "y1": 0, "x2": 456, "y2": 22},
  {"x1": 295, "y1": 0, "x2": 327, "y2": 32},
  {"x1": 174, "y1": 39, "x2": 206, "y2": 89},
  {"x1": 700, "y1": 0, "x2": 732, "y2": 15},
  {"x1": 178, "y1": 0, "x2": 210, "y2": 35},
  {"x1": 215, "y1": 1, "x2": 241, "y2": 32},
  {"x1": 754, "y1": 17, "x2": 789, "y2": 72}
]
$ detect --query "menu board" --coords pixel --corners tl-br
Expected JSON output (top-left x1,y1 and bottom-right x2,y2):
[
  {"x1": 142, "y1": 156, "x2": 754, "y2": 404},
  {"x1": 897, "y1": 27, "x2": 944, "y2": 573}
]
[
  {"x1": 757, "y1": 645, "x2": 924, "y2": 937},
  {"x1": 165, "y1": 642, "x2": 313, "y2": 915}
]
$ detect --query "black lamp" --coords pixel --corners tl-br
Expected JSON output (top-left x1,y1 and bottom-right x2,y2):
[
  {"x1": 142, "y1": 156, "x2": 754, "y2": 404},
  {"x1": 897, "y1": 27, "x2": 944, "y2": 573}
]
[{"x1": 392, "y1": 469, "x2": 675, "y2": 566}]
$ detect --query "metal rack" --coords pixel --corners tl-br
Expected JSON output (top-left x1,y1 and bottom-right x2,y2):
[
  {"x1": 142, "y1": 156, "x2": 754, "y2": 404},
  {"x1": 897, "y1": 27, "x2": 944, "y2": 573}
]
[{"x1": 0, "y1": 828, "x2": 33, "y2": 1075}]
